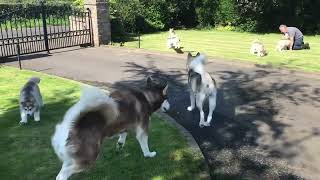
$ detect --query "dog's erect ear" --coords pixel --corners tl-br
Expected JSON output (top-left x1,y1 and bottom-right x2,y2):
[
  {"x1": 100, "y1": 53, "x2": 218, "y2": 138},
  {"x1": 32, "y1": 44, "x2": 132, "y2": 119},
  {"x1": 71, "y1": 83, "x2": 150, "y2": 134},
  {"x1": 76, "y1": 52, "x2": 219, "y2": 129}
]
[
  {"x1": 196, "y1": 52, "x2": 200, "y2": 56},
  {"x1": 147, "y1": 76, "x2": 153, "y2": 88},
  {"x1": 163, "y1": 84, "x2": 169, "y2": 96},
  {"x1": 187, "y1": 52, "x2": 192, "y2": 59}
]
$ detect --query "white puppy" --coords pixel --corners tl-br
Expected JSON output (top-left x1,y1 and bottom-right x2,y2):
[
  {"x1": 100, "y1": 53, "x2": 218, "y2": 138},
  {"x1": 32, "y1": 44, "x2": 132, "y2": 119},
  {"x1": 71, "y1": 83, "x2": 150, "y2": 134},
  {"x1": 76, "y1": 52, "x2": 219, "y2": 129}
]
[
  {"x1": 250, "y1": 40, "x2": 267, "y2": 57},
  {"x1": 276, "y1": 39, "x2": 291, "y2": 52},
  {"x1": 167, "y1": 28, "x2": 181, "y2": 49}
]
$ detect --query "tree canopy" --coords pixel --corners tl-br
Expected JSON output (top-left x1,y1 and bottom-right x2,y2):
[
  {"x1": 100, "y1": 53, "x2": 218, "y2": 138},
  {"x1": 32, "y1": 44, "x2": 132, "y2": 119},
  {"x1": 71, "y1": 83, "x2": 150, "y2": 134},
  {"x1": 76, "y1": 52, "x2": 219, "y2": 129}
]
[{"x1": 110, "y1": 0, "x2": 319, "y2": 34}]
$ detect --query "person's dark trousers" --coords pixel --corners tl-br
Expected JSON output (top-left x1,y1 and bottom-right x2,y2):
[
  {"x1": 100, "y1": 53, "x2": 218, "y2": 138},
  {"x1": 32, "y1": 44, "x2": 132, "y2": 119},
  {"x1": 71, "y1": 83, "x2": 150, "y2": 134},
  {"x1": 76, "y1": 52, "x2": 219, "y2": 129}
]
[{"x1": 293, "y1": 37, "x2": 304, "y2": 50}]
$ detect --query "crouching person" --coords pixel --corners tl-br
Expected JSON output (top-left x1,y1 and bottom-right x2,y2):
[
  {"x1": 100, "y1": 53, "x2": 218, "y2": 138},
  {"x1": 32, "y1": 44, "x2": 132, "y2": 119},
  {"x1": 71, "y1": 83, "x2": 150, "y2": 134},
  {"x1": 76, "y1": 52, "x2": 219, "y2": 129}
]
[{"x1": 279, "y1": 24, "x2": 310, "y2": 50}]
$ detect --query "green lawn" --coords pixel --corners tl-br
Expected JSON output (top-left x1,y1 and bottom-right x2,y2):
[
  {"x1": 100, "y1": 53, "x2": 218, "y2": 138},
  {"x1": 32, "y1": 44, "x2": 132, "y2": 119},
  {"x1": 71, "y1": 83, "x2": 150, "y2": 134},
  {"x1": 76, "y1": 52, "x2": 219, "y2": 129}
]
[
  {"x1": 121, "y1": 30, "x2": 320, "y2": 72},
  {"x1": 0, "y1": 67, "x2": 205, "y2": 180}
]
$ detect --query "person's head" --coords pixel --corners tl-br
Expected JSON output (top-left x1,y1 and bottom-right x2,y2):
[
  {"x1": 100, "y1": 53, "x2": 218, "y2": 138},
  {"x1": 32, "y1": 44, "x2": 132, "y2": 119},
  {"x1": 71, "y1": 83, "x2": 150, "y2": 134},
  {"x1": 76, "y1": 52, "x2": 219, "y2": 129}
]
[{"x1": 279, "y1": 24, "x2": 288, "y2": 33}]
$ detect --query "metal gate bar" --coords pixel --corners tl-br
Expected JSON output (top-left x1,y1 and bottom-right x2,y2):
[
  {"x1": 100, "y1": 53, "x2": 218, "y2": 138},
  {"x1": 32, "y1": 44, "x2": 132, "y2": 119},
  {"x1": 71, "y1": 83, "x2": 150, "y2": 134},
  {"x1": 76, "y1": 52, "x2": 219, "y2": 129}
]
[{"x1": 0, "y1": 2, "x2": 92, "y2": 60}]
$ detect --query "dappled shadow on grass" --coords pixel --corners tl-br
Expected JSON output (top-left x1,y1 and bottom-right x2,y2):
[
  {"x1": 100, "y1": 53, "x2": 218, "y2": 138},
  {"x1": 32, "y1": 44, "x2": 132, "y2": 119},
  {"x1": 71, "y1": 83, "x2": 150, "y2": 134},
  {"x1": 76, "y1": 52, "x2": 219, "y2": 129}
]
[{"x1": 89, "y1": 60, "x2": 320, "y2": 179}]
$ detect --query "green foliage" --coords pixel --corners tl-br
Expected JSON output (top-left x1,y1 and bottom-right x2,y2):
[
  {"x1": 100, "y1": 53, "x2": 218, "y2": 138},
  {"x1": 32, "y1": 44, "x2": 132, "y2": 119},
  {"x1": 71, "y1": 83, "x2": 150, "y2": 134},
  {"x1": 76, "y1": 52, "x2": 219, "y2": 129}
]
[
  {"x1": 2, "y1": 0, "x2": 318, "y2": 34},
  {"x1": 110, "y1": 0, "x2": 196, "y2": 35},
  {"x1": 215, "y1": 0, "x2": 238, "y2": 26},
  {"x1": 195, "y1": 0, "x2": 218, "y2": 27},
  {"x1": 235, "y1": 0, "x2": 320, "y2": 33},
  {"x1": 108, "y1": 0, "x2": 319, "y2": 34},
  {"x1": 73, "y1": 0, "x2": 83, "y2": 7},
  {"x1": 110, "y1": 0, "x2": 143, "y2": 33}
]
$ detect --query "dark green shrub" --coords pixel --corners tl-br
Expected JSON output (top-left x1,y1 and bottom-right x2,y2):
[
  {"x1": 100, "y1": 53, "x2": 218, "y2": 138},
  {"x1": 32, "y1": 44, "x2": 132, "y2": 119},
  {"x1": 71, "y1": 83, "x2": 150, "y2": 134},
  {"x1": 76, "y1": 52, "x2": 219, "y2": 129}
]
[
  {"x1": 195, "y1": 0, "x2": 218, "y2": 27},
  {"x1": 215, "y1": 0, "x2": 238, "y2": 26}
]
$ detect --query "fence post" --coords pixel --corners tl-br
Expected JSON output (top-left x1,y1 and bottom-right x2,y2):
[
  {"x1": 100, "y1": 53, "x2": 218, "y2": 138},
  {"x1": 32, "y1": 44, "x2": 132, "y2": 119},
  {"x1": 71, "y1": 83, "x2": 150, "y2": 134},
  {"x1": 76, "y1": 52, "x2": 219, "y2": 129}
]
[
  {"x1": 138, "y1": 32, "x2": 141, "y2": 48},
  {"x1": 84, "y1": 0, "x2": 111, "y2": 46},
  {"x1": 41, "y1": 1, "x2": 50, "y2": 53},
  {"x1": 16, "y1": 44, "x2": 22, "y2": 70},
  {"x1": 87, "y1": 8, "x2": 94, "y2": 47}
]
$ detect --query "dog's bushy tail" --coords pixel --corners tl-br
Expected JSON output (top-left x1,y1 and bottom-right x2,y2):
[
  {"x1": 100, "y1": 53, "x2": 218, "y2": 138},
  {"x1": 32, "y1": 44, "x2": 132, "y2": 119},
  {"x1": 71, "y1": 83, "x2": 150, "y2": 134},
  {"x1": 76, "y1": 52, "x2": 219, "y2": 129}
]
[
  {"x1": 29, "y1": 77, "x2": 40, "y2": 84},
  {"x1": 51, "y1": 86, "x2": 118, "y2": 161},
  {"x1": 78, "y1": 86, "x2": 117, "y2": 113}
]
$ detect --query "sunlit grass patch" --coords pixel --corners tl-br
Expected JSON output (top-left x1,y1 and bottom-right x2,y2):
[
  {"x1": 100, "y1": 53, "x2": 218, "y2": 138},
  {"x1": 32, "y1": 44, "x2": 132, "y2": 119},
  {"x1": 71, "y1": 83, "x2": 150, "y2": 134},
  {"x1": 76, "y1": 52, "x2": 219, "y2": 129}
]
[{"x1": 120, "y1": 30, "x2": 320, "y2": 72}]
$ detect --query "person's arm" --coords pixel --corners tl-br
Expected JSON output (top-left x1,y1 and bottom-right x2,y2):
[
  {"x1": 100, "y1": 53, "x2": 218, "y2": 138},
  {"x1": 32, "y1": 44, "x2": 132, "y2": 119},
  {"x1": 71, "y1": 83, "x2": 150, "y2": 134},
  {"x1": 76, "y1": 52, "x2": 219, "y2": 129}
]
[{"x1": 289, "y1": 36, "x2": 294, "y2": 50}]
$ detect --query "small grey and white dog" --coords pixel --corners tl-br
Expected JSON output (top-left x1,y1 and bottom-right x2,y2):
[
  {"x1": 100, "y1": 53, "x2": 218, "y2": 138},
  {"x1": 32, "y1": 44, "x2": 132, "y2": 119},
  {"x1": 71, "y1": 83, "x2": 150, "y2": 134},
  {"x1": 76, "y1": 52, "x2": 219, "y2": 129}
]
[
  {"x1": 250, "y1": 39, "x2": 267, "y2": 57},
  {"x1": 186, "y1": 53, "x2": 217, "y2": 127},
  {"x1": 19, "y1": 77, "x2": 43, "y2": 124}
]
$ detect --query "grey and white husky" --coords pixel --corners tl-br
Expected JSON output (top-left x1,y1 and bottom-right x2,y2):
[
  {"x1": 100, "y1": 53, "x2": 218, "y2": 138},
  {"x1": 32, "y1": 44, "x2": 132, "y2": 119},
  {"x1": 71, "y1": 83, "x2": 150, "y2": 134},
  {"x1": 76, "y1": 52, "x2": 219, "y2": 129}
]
[
  {"x1": 19, "y1": 77, "x2": 43, "y2": 124},
  {"x1": 186, "y1": 53, "x2": 217, "y2": 127}
]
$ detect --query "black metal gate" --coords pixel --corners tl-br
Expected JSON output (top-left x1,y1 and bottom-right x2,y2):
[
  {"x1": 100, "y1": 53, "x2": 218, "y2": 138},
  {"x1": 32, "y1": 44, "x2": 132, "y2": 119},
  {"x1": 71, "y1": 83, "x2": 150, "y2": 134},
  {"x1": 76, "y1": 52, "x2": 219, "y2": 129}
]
[{"x1": 0, "y1": 2, "x2": 92, "y2": 59}]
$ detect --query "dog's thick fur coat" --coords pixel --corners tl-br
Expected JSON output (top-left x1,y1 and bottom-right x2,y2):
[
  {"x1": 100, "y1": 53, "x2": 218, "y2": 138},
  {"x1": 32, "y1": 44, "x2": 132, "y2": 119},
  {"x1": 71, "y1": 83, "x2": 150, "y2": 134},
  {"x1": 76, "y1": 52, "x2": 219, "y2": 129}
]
[
  {"x1": 276, "y1": 39, "x2": 291, "y2": 52},
  {"x1": 186, "y1": 53, "x2": 217, "y2": 127},
  {"x1": 250, "y1": 40, "x2": 267, "y2": 57},
  {"x1": 52, "y1": 78, "x2": 169, "y2": 180},
  {"x1": 167, "y1": 28, "x2": 181, "y2": 49}
]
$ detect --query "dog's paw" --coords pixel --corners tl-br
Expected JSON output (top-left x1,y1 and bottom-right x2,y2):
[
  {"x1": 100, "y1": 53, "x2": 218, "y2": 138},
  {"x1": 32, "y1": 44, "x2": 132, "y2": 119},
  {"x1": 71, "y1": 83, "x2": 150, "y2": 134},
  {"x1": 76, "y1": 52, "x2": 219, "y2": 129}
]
[
  {"x1": 187, "y1": 106, "x2": 194, "y2": 111},
  {"x1": 203, "y1": 121, "x2": 211, "y2": 127},
  {"x1": 144, "y1": 151, "x2": 157, "y2": 158},
  {"x1": 199, "y1": 122, "x2": 205, "y2": 128}
]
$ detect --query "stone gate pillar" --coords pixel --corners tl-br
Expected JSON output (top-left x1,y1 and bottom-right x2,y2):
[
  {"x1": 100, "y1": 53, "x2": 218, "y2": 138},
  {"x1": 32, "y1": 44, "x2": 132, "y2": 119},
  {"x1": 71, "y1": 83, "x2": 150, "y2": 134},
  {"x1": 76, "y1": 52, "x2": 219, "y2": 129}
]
[{"x1": 84, "y1": 0, "x2": 111, "y2": 46}]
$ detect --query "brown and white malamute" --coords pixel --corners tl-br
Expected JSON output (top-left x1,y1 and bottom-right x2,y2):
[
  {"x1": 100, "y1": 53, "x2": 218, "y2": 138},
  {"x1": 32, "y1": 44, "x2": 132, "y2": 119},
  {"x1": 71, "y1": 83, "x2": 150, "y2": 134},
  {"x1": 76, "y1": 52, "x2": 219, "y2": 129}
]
[{"x1": 51, "y1": 77, "x2": 169, "y2": 180}]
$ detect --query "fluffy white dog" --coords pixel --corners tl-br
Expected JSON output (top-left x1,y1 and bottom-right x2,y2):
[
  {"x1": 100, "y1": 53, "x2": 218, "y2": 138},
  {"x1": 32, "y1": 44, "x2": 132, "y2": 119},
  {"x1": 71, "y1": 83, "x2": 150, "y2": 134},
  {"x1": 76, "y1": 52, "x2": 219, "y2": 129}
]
[
  {"x1": 250, "y1": 39, "x2": 267, "y2": 57},
  {"x1": 167, "y1": 28, "x2": 181, "y2": 49},
  {"x1": 276, "y1": 39, "x2": 291, "y2": 52}
]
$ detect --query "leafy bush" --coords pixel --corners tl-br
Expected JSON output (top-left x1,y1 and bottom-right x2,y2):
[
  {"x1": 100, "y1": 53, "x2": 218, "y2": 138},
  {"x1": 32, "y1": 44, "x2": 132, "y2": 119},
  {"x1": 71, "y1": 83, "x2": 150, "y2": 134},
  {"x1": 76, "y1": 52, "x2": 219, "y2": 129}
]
[
  {"x1": 215, "y1": 0, "x2": 238, "y2": 26},
  {"x1": 1, "y1": 0, "x2": 319, "y2": 34},
  {"x1": 195, "y1": 0, "x2": 218, "y2": 27}
]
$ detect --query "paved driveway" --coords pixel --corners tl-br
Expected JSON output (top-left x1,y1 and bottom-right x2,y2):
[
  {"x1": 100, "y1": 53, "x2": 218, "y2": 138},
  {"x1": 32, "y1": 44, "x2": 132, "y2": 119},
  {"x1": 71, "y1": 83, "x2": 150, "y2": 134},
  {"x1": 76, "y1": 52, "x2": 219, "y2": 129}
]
[{"x1": 5, "y1": 47, "x2": 320, "y2": 179}]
